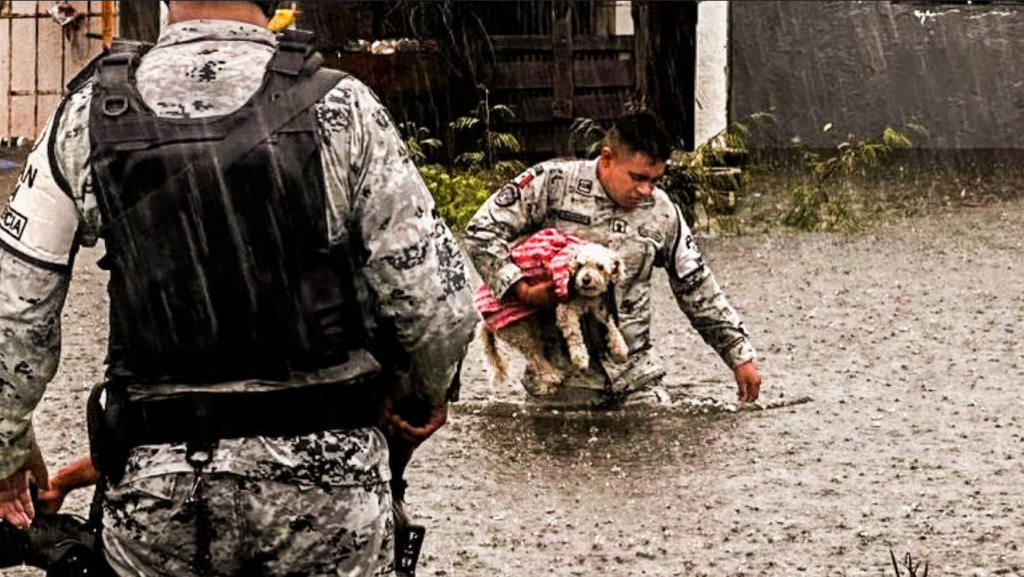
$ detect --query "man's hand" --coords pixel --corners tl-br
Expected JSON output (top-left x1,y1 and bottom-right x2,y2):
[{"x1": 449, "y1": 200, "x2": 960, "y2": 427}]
[
  {"x1": 34, "y1": 479, "x2": 66, "y2": 516},
  {"x1": 515, "y1": 280, "x2": 558, "y2": 309},
  {"x1": 0, "y1": 443, "x2": 48, "y2": 530},
  {"x1": 734, "y1": 360, "x2": 762, "y2": 403},
  {"x1": 36, "y1": 457, "x2": 99, "y2": 515},
  {"x1": 383, "y1": 399, "x2": 448, "y2": 447}
]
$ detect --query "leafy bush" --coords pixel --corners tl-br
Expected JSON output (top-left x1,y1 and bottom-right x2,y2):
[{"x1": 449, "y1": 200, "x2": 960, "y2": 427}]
[
  {"x1": 665, "y1": 112, "x2": 775, "y2": 232},
  {"x1": 399, "y1": 122, "x2": 442, "y2": 165},
  {"x1": 570, "y1": 117, "x2": 607, "y2": 158},
  {"x1": 419, "y1": 164, "x2": 492, "y2": 232},
  {"x1": 783, "y1": 123, "x2": 919, "y2": 231}
]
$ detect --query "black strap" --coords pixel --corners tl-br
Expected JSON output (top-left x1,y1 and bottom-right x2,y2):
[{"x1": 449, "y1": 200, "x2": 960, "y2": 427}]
[
  {"x1": 124, "y1": 379, "x2": 381, "y2": 448},
  {"x1": 98, "y1": 66, "x2": 346, "y2": 241},
  {"x1": 96, "y1": 52, "x2": 141, "y2": 118},
  {"x1": 268, "y1": 29, "x2": 318, "y2": 76},
  {"x1": 65, "y1": 40, "x2": 152, "y2": 96}
]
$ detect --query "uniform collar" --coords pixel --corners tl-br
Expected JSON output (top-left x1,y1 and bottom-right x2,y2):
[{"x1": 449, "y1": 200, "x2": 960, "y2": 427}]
[
  {"x1": 586, "y1": 158, "x2": 612, "y2": 202},
  {"x1": 157, "y1": 20, "x2": 277, "y2": 49}
]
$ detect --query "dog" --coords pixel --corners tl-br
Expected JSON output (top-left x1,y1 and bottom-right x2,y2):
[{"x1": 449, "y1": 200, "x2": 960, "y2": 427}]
[{"x1": 480, "y1": 241, "x2": 630, "y2": 396}]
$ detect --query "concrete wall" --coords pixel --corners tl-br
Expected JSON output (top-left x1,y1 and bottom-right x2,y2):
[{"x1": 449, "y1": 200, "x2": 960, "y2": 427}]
[
  {"x1": 695, "y1": 0, "x2": 729, "y2": 148},
  {"x1": 1, "y1": 1, "x2": 114, "y2": 139},
  {"x1": 730, "y1": 1, "x2": 1024, "y2": 149}
]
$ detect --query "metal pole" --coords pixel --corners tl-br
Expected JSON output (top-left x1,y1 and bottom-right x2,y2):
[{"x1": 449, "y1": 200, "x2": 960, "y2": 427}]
[{"x1": 101, "y1": 0, "x2": 114, "y2": 48}]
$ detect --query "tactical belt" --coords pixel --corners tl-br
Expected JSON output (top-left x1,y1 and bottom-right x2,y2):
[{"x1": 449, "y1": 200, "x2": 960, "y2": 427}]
[
  {"x1": 89, "y1": 379, "x2": 381, "y2": 483},
  {"x1": 122, "y1": 383, "x2": 380, "y2": 447}
]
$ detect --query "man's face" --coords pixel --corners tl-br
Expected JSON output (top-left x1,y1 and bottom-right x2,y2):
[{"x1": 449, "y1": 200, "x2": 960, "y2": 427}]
[{"x1": 597, "y1": 146, "x2": 666, "y2": 210}]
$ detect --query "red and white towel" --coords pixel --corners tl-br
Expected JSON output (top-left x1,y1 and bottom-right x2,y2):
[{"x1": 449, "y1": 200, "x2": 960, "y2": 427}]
[{"x1": 474, "y1": 228, "x2": 589, "y2": 330}]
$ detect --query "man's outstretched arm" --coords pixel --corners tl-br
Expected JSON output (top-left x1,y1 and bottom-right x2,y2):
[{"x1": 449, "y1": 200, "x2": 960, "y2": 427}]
[{"x1": 662, "y1": 205, "x2": 761, "y2": 401}]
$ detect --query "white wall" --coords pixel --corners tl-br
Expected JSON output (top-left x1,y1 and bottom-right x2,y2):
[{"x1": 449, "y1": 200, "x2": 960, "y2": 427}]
[
  {"x1": 614, "y1": 1, "x2": 634, "y2": 36},
  {"x1": 694, "y1": 1, "x2": 729, "y2": 148}
]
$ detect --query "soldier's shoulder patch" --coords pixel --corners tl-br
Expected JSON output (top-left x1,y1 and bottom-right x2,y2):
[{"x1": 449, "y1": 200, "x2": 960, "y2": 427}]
[
  {"x1": 683, "y1": 233, "x2": 696, "y2": 251},
  {"x1": 0, "y1": 206, "x2": 27, "y2": 240},
  {"x1": 575, "y1": 179, "x2": 594, "y2": 195},
  {"x1": 495, "y1": 184, "x2": 520, "y2": 207},
  {"x1": 513, "y1": 168, "x2": 537, "y2": 190}
]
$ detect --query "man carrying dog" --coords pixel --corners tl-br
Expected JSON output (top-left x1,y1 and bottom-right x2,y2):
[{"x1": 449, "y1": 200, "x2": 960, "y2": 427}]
[
  {"x1": 0, "y1": 1, "x2": 477, "y2": 575},
  {"x1": 464, "y1": 111, "x2": 762, "y2": 408}
]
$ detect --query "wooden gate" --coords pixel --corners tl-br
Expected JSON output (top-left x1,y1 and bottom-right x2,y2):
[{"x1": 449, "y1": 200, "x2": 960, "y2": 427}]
[
  {"x1": 0, "y1": 1, "x2": 114, "y2": 140},
  {"x1": 484, "y1": 2, "x2": 634, "y2": 158}
]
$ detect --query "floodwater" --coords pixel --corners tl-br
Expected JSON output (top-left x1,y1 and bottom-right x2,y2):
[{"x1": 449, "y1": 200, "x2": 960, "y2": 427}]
[{"x1": 3, "y1": 155, "x2": 1024, "y2": 576}]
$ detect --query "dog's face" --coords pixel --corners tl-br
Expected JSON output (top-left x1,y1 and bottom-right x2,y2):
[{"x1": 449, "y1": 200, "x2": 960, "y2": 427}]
[{"x1": 571, "y1": 243, "x2": 624, "y2": 298}]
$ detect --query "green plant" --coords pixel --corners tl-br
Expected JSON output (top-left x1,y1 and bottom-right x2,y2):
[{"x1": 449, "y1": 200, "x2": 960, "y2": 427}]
[
  {"x1": 450, "y1": 88, "x2": 524, "y2": 179},
  {"x1": 398, "y1": 122, "x2": 442, "y2": 165},
  {"x1": 809, "y1": 125, "x2": 913, "y2": 184},
  {"x1": 782, "y1": 123, "x2": 917, "y2": 231},
  {"x1": 667, "y1": 112, "x2": 775, "y2": 232},
  {"x1": 418, "y1": 164, "x2": 492, "y2": 232},
  {"x1": 703, "y1": 111, "x2": 775, "y2": 161},
  {"x1": 569, "y1": 117, "x2": 607, "y2": 158}
]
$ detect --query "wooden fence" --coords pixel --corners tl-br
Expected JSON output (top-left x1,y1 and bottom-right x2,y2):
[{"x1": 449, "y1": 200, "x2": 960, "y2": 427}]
[
  {"x1": 0, "y1": 1, "x2": 114, "y2": 139},
  {"x1": 485, "y1": 16, "x2": 634, "y2": 157}
]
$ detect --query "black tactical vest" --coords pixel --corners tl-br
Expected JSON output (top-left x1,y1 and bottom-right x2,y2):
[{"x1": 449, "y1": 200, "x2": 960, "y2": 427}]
[{"x1": 88, "y1": 32, "x2": 366, "y2": 384}]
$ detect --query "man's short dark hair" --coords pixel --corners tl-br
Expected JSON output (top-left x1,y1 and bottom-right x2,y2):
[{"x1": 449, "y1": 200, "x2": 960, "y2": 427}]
[{"x1": 606, "y1": 110, "x2": 673, "y2": 163}]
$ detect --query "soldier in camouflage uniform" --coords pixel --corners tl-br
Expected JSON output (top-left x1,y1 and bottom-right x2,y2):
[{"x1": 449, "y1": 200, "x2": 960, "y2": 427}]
[
  {"x1": 464, "y1": 111, "x2": 762, "y2": 408},
  {"x1": 0, "y1": 2, "x2": 477, "y2": 575}
]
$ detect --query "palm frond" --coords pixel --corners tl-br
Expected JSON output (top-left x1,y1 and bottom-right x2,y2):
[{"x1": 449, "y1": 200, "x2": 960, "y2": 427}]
[
  {"x1": 489, "y1": 132, "x2": 521, "y2": 153},
  {"x1": 451, "y1": 116, "x2": 480, "y2": 132}
]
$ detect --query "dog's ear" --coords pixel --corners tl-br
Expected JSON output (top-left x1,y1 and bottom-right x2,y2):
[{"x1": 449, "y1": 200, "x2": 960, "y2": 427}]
[{"x1": 569, "y1": 249, "x2": 582, "y2": 274}]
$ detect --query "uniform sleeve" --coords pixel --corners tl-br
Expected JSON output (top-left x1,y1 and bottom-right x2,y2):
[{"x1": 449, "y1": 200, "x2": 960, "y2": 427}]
[
  {"x1": 0, "y1": 99, "x2": 83, "y2": 477},
  {"x1": 661, "y1": 203, "x2": 757, "y2": 370},
  {"x1": 53, "y1": 82, "x2": 102, "y2": 247},
  {"x1": 463, "y1": 165, "x2": 551, "y2": 300},
  {"x1": 315, "y1": 79, "x2": 478, "y2": 407}
]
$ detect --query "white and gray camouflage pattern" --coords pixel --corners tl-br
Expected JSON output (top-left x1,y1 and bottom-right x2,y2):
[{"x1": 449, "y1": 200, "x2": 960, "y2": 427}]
[
  {"x1": 0, "y1": 19, "x2": 479, "y2": 576},
  {"x1": 464, "y1": 158, "x2": 756, "y2": 401}
]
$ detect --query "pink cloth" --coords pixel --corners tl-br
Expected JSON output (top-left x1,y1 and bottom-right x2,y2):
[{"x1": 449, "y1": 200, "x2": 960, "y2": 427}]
[{"x1": 474, "y1": 228, "x2": 588, "y2": 330}]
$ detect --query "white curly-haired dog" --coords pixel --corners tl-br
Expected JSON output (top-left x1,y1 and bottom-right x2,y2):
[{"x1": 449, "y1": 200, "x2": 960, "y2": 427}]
[{"x1": 480, "y1": 242, "x2": 630, "y2": 396}]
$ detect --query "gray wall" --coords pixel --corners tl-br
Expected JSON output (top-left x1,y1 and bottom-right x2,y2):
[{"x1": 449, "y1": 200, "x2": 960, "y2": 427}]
[{"x1": 730, "y1": 1, "x2": 1024, "y2": 149}]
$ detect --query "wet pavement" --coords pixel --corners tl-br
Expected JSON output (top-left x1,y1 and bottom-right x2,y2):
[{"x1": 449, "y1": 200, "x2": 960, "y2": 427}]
[{"x1": 6, "y1": 189, "x2": 1024, "y2": 577}]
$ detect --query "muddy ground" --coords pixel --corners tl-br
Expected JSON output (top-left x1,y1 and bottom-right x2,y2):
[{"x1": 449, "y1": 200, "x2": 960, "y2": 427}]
[{"x1": 3, "y1": 154, "x2": 1024, "y2": 576}]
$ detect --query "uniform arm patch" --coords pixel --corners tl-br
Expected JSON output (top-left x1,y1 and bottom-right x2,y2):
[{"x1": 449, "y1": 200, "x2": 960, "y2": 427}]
[
  {"x1": 0, "y1": 118, "x2": 80, "y2": 271},
  {"x1": 670, "y1": 204, "x2": 703, "y2": 281},
  {"x1": 494, "y1": 184, "x2": 520, "y2": 207}
]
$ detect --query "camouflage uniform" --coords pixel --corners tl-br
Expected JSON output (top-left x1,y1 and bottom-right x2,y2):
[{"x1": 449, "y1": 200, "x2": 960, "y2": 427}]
[
  {"x1": 464, "y1": 159, "x2": 756, "y2": 405},
  {"x1": 0, "y1": 21, "x2": 478, "y2": 576}
]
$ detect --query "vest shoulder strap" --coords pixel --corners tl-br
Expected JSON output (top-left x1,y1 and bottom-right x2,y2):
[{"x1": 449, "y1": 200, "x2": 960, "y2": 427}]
[
  {"x1": 70, "y1": 39, "x2": 152, "y2": 93},
  {"x1": 268, "y1": 29, "x2": 322, "y2": 76},
  {"x1": 99, "y1": 66, "x2": 348, "y2": 240}
]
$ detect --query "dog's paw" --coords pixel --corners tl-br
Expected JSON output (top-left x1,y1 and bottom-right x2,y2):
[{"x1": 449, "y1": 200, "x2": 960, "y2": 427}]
[
  {"x1": 608, "y1": 332, "x2": 630, "y2": 362},
  {"x1": 523, "y1": 372, "x2": 561, "y2": 396},
  {"x1": 569, "y1": 343, "x2": 591, "y2": 370}
]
